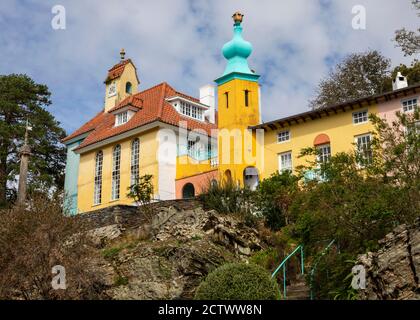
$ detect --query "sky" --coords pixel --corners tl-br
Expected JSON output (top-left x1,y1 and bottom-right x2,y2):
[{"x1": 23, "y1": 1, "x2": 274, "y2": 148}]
[{"x1": 0, "y1": 0, "x2": 418, "y2": 135}]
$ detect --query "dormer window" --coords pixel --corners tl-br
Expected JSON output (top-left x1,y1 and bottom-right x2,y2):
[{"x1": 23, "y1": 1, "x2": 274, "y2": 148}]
[
  {"x1": 167, "y1": 96, "x2": 207, "y2": 122},
  {"x1": 116, "y1": 111, "x2": 128, "y2": 126},
  {"x1": 179, "y1": 101, "x2": 204, "y2": 120}
]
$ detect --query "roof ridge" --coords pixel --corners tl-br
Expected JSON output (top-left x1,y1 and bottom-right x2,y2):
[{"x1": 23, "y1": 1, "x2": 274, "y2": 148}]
[{"x1": 108, "y1": 59, "x2": 131, "y2": 72}]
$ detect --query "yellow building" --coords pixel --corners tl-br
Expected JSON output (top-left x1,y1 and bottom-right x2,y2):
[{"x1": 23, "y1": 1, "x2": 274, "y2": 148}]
[{"x1": 63, "y1": 12, "x2": 420, "y2": 214}]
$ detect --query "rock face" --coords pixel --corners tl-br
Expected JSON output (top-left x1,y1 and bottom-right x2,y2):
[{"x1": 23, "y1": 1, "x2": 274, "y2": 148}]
[
  {"x1": 357, "y1": 218, "x2": 420, "y2": 300},
  {"x1": 86, "y1": 201, "x2": 265, "y2": 300}
]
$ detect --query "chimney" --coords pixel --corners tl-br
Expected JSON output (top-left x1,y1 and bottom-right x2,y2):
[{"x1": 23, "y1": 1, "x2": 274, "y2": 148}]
[
  {"x1": 392, "y1": 72, "x2": 408, "y2": 91},
  {"x1": 200, "y1": 84, "x2": 216, "y2": 124}
]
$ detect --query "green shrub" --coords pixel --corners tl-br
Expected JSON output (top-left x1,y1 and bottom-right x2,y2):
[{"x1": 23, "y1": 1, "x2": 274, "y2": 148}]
[
  {"x1": 194, "y1": 263, "x2": 279, "y2": 300},
  {"x1": 199, "y1": 178, "x2": 259, "y2": 227},
  {"x1": 256, "y1": 171, "x2": 300, "y2": 231},
  {"x1": 249, "y1": 248, "x2": 280, "y2": 270}
]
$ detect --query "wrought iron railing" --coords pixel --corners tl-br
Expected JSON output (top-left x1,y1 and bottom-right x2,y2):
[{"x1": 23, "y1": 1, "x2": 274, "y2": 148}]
[{"x1": 271, "y1": 245, "x2": 304, "y2": 299}]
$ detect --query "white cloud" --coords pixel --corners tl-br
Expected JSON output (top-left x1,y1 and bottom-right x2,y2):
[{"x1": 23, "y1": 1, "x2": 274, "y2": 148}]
[{"x1": 0, "y1": 0, "x2": 418, "y2": 132}]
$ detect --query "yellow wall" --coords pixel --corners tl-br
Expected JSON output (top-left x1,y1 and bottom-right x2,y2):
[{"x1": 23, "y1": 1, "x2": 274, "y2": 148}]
[
  {"x1": 176, "y1": 155, "x2": 215, "y2": 180},
  {"x1": 77, "y1": 128, "x2": 159, "y2": 213},
  {"x1": 104, "y1": 62, "x2": 139, "y2": 112},
  {"x1": 217, "y1": 78, "x2": 260, "y2": 184},
  {"x1": 260, "y1": 103, "x2": 378, "y2": 180}
]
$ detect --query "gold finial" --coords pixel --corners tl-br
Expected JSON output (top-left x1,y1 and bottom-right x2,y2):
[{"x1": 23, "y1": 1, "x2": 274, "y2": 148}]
[
  {"x1": 232, "y1": 12, "x2": 244, "y2": 24},
  {"x1": 120, "y1": 48, "x2": 126, "y2": 61}
]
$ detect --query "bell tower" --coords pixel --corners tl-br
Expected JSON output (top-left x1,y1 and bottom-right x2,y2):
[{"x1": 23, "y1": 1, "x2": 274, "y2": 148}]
[
  {"x1": 104, "y1": 49, "x2": 140, "y2": 112},
  {"x1": 216, "y1": 12, "x2": 261, "y2": 187}
]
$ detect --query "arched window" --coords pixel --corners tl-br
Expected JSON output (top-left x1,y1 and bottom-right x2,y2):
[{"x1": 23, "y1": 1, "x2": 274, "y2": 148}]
[
  {"x1": 93, "y1": 151, "x2": 103, "y2": 205},
  {"x1": 130, "y1": 138, "x2": 140, "y2": 187},
  {"x1": 182, "y1": 183, "x2": 195, "y2": 199},
  {"x1": 111, "y1": 145, "x2": 121, "y2": 200},
  {"x1": 125, "y1": 82, "x2": 132, "y2": 94}
]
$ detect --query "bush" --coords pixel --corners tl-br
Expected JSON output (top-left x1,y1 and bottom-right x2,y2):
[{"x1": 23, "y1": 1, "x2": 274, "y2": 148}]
[
  {"x1": 194, "y1": 263, "x2": 279, "y2": 300},
  {"x1": 198, "y1": 178, "x2": 258, "y2": 227},
  {"x1": 256, "y1": 171, "x2": 299, "y2": 230},
  {"x1": 0, "y1": 195, "x2": 107, "y2": 299}
]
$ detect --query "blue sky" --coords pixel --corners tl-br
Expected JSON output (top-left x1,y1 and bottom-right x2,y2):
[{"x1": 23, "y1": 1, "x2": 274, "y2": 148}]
[{"x1": 0, "y1": 0, "x2": 418, "y2": 135}]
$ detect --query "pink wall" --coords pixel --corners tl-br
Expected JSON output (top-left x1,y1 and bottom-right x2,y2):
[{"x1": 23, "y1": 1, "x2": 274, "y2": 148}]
[
  {"x1": 175, "y1": 169, "x2": 218, "y2": 199},
  {"x1": 378, "y1": 92, "x2": 419, "y2": 124}
]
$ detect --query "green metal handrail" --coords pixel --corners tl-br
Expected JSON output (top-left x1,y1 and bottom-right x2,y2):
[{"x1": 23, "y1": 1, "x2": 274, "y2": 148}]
[
  {"x1": 271, "y1": 245, "x2": 304, "y2": 299},
  {"x1": 309, "y1": 239, "x2": 335, "y2": 300}
]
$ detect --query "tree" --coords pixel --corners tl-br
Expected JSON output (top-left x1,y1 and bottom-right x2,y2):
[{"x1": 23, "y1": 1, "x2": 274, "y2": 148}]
[
  {"x1": 256, "y1": 171, "x2": 299, "y2": 230},
  {"x1": 394, "y1": 0, "x2": 420, "y2": 57},
  {"x1": 0, "y1": 74, "x2": 66, "y2": 207},
  {"x1": 310, "y1": 51, "x2": 391, "y2": 109}
]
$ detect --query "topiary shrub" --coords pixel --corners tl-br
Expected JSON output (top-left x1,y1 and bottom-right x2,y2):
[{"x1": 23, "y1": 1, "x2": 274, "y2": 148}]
[{"x1": 194, "y1": 263, "x2": 280, "y2": 300}]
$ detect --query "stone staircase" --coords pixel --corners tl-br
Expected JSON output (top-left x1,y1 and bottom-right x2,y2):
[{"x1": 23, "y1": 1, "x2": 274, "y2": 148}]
[{"x1": 286, "y1": 275, "x2": 310, "y2": 300}]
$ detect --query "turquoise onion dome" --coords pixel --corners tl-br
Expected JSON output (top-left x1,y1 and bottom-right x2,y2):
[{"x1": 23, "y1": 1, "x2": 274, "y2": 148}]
[{"x1": 221, "y1": 12, "x2": 254, "y2": 76}]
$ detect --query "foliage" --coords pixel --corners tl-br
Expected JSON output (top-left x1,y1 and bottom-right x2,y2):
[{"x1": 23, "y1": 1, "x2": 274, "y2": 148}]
[
  {"x1": 0, "y1": 74, "x2": 66, "y2": 207},
  {"x1": 309, "y1": 51, "x2": 392, "y2": 109},
  {"x1": 127, "y1": 174, "x2": 154, "y2": 206},
  {"x1": 247, "y1": 108, "x2": 420, "y2": 299},
  {"x1": 394, "y1": 0, "x2": 420, "y2": 56},
  {"x1": 194, "y1": 263, "x2": 279, "y2": 300},
  {"x1": 198, "y1": 177, "x2": 257, "y2": 227},
  {"x1": 249, "y1": 248, "x2": 281, "y2": 271},
  {"x1": 391, "y1": 60, "x2": 420, "y2": 86},
  {"x1": 0, "y1": 194, "x2": 107, "y2": 299},
  {"x1": 256, "y1": 171, "x2": 299, "y2": 230}
]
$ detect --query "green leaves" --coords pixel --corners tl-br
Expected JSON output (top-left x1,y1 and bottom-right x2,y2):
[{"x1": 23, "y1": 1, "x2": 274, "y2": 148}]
[
  {"x1": 127, "y1": 174, "x2": 154, "y2": 206},
  {"x1": 0, "y1": 74, "x2": 66, "y2": 206}
]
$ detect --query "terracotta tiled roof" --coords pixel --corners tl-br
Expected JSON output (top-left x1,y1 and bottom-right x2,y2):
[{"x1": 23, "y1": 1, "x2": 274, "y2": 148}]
[
  {"x1": 63, "y1": 82, "x2": 217, "y2": 151},
  {"x1": 107, "y1": 95, "x2": 143, "y2": 113},
  {"x1": 104, "y1": 59, "x2": 131, "y2": 83},
  {"x1": 62, "y1": 111, "x2": 105, "y2": 143}
]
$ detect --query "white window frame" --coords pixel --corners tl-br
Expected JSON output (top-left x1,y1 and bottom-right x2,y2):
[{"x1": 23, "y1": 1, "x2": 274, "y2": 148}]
[
  {"x1": 93, "y1": 151, "x2": 103, "y2": 205},
  {"x1": 401, "y1": 97, "x2": 418, "y2": 113},
  {"x1": 279, "y1": 152, "x2": 293, "y2": 173},
  {"x1": 178, "y1": 100, "x2": 205, "y2": 121},
  {"x1": 116, "y1": 111, "x2": 128, "y2": 126},
  {"x1": 355, "y1": 134, "x2": 373, "y2": 165},
  {"x1": 111, "y1": 145, "x2": 121, "y2": 201},
  {"x1": 352, "y1": 110, "x2": 368, "y2": 125},
  {"x1": 277, "y1": 130, "x2": 291, "y2": 143},
  {"x1": 317, "y1": 144, "x2": 331, "y2": 164},
  {"x1": 130, "y1": 139, "x2": 140, "y2": 187}
]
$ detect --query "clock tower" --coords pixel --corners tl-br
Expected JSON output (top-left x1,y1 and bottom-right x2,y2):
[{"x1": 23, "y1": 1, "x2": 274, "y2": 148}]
[{"x1": 104, "y1": 49, "x2": 140, "y2": 112}]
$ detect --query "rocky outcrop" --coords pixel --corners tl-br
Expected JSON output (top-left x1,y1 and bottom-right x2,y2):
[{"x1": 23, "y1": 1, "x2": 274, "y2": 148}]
[
  {"x1": 87, "y1": 201, "x2": 265, "y2": 300},
  {"x1": 357, "y1": 218, "x2": 420, "y2": 300}
]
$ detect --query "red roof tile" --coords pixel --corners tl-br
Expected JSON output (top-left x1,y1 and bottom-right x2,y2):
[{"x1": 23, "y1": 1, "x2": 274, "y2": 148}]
[
  {"x1": 107, "y1": 95, "x2": 143, "y2": 113},
  {"x1": 63, "y1": 82, "x2": 217, "y2": 151},
  {"x1": 104, "y1": 59, "x2": 132, "y2": 83}
]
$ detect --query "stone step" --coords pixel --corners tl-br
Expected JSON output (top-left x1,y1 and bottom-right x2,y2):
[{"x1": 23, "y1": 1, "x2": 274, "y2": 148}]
[{"x1": 286, "y1": 278, "x2": 310, "y2": 300}]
